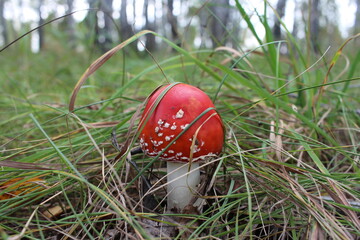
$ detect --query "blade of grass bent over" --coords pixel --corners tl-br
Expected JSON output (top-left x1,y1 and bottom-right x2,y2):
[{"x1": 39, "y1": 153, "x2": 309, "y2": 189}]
[
  {"x1": 114, "y1": 82, "x2": 180, "y2": 161},
  {"x1": 69, "y1": 30, "x2": 153, "y2": 112}
]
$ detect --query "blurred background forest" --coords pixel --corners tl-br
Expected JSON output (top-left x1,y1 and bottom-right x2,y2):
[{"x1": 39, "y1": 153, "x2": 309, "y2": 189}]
[{"x1": 0, "y1": 0, "x2": 359, "y2": 54}]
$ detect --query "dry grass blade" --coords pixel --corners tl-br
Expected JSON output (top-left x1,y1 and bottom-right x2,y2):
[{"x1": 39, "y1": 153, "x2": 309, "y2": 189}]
[
  {"x1": 113, "y1": 98, "x2": 146, "y2": 160},
  {"x1": 283, "y1": 174, "x2": 352, "y2": 239},
  {"x1": 7, "y1": 206, "x2": 40, "y2": 240},
  {"x1": 309, "y1": 222, "x2": 326, "y2": 240},
  {"x1": 116, "y1": 83, "x2": 179, "y2": 162},
  {"x1": 69, "y1": 30, "x2": 154, "y2": 112},
  {"x1": 322, "y1": 181, "x2": 360, "y2": 230},
  {"x1": 0, "y1": 160, "x2": 58, "y2": 170},
  {"x1": 269, "y1": 120, "x2": 285, "y2": 162}
]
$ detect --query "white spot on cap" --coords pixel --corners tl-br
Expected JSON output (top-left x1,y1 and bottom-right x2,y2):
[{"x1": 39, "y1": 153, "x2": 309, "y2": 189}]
[
  {"x1": 190, "y1": 145, "x2": 201, "y2": 153},
  {"x1": 158, "y1": 119, "x2": 164, "y2": 125},
  {"x1": 164, "y1": 122, "x2": 170, "y2": 128},
  {"x1": 181, "y1": 124, "x2": 189, "y2": 130},
  {"x1": 175, "y1": 109, "x2": 184, "y2": 119},
  {"x1": 147, "y1": 151, "x2": 159, "y2": 156},
  {"x1": 176, "y1": 152, "x2": 183, "y2": 156},
  {"x1": 168, "y1": 150, "x2": 174, "y2": 154},
  {"x1": 158, "y1": 132, "x2": 163, "y2": 137},
  {"x1": 155, "y1": 127, "x2": 159, "y2": 133},
  {"x1": 165, "y1": 136, "x2": 171, "y2": 141},
  {"x1": 171, "y1": 123, "x2": 177, "y2": 130},
  {"x1": 151, "y1": 140, "x2": 164, "y2": 147}
]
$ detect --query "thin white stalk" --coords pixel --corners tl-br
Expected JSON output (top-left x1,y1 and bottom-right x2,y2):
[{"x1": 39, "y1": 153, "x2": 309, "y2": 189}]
[{"x1": 166, "y1": 161, "x2": 200, "y2": 212}]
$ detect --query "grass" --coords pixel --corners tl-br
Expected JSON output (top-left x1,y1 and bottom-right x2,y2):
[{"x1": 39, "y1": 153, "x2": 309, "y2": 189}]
[{"x1": 1, "y1": 1, "x2": 360, "y2": 239}]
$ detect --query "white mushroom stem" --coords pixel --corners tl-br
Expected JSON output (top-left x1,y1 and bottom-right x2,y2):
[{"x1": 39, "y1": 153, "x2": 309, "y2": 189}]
[{"x1": 166, "y1": 161, "x2": 200, "y2": 212}]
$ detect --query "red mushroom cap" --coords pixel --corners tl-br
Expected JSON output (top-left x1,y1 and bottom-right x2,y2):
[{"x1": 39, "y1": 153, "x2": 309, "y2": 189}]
[{"x1": 139, "y1": 83, "x2": 224, "y2": 162}]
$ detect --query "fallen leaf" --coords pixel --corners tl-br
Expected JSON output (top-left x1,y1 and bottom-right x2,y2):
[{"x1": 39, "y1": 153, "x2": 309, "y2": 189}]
[
  {"x1": 0, "y1": 177, "x2": 45, "y2": 200},
  {"x1": 42, "y1": 205, "x2": 70, "y2": 219}
]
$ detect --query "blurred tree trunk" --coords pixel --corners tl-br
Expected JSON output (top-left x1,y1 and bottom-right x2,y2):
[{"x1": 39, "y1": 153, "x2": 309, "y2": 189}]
[
  {"x1": 65, "y1": 0, "x2": 76, "y2": 48},
  {"x1": 209, "y1": 0, "x2": 230, "y2": 47},
  {"x1": 37, "y1": 0, "x2": 44, "y2": 50},
  {"x1": 167, "y1": 0, "x2": 179, "y2": 42},
  {"x1": 119, "y1": 0, "x2": 132, "y2": 41},
  {"x1": 0, "y1": 0, "x2": 8, "y2": 45},
  {"x1": 230, "y1": 10, "x2": 241, "y2": 48},
  {"x1": 133, "y1": 0, "x2": 136, "y2": 26},
  {"x1": 310, "y1": 0, "x2": 320, "y2": 53},
  {"x1": 355, "y1": 0, "x2": 360, "y2": 34},
  {"x1": 143, "y1": 0, "x2": 156, "y2": 51},
  {"x1": 99, "y1": 0, "x2": 113, "y2": 52},
  {"x1": 84, "y1": 0, "x2": 99, "y2": 49},
  {"x1": 292, "y1": 0, "x2": 298, "y2": 38},
  {"x1": 273, "y1": 0, "x2": 287, "y2": 40}
]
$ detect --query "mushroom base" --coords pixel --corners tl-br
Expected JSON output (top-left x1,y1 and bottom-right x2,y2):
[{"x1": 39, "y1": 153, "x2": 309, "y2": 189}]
[{"x1": 166, "y1": 161, "x2": 200, "y2": 212}]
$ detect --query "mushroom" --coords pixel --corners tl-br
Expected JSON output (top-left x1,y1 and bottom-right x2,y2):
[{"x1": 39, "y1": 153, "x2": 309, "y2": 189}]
[{"x1": 139, "y1": 83, "x2": 224, "y2": 212}]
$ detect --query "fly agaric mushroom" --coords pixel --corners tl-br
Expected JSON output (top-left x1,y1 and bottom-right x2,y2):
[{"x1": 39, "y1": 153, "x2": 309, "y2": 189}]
[{"x1": 139, "y1": 83, "x2": 224, "y2": 212}]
